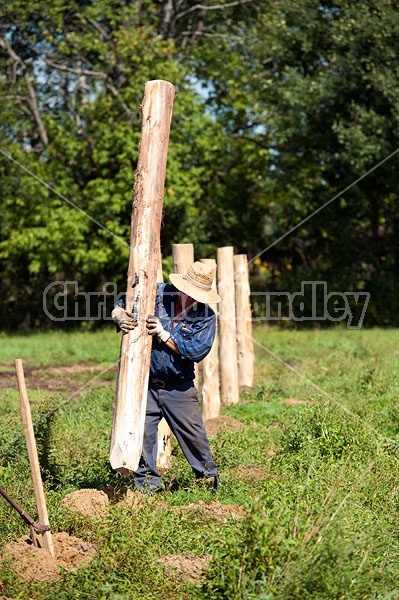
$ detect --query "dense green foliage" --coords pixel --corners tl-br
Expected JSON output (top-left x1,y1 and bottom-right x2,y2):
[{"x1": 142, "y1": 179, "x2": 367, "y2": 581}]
[
  {"x1": 1, "y1": 327, "x2": 399, "y2": 598},
  {"x1": 1, "y1": 1, "x2": 399, "y2": 328}
]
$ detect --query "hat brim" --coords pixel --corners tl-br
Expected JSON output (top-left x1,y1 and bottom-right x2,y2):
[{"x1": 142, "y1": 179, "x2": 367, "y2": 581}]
[{"x1": 169, "y1": 273, "x2": 221, "y2": 304}]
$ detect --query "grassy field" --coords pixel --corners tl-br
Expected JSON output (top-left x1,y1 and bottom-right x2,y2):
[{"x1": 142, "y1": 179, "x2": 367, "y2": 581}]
[{"x1": 0, "y1": 325, "x2": 399, "y2": 599}]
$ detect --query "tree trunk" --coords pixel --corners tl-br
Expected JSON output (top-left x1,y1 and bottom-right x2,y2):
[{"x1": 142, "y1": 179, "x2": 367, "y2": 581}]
[{"x1": 110, "y1": 80, "x2": 175, "y2": 474}]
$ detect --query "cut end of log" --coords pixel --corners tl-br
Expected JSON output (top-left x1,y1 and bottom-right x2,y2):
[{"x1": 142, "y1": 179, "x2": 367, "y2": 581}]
[{"x1": 146, "y1": 79, "x2": 175, "y2": 88}]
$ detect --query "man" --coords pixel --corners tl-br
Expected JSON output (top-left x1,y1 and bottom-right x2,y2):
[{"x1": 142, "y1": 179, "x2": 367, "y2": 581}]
[{"x1": 111, "y1": 261, "x2": 220, "y2": 493}]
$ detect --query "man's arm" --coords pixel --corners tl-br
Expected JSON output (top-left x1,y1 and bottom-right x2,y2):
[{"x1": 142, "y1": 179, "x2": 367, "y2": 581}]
[
  {"x1": 145, "y1": 311, "x2": 216, "y2": 361},
  {"x1": 171, "y1": 313, "x2": 216, "y2": 362}
]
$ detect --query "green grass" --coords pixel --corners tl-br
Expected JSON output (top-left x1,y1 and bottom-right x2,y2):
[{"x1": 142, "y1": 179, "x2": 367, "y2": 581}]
[
  {"x1": 1, "y1": 326, "x2": 399, "y2": 599},
  {"x1": 0, "y1": 327, "x2": 120, "y2": 365}
]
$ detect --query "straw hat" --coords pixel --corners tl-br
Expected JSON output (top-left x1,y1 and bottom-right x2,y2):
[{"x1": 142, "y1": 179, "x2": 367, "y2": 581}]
[{"x1": 169, "y1": 261, "x2": 221, "y2": 304}]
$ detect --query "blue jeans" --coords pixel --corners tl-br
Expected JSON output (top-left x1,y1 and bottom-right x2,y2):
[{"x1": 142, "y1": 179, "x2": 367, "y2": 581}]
[{"x1": 135, "y1": 380, "x2": 218, "y2": 492}]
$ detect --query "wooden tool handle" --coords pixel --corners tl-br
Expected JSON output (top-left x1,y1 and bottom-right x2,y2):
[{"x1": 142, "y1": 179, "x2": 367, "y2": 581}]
[{"x1": 15, "y1": 359, "x2": 55, "y2": 557}]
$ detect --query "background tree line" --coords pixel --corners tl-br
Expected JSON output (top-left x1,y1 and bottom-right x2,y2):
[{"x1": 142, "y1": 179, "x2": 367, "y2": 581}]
[{"x1": 1, "y1": 0, "x2": 398, "y2": 329}]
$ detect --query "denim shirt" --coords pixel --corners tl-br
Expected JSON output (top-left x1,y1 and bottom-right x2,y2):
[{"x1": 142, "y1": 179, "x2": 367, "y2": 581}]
[{"x1": 117, "y1": 283, "x2": 216, "y2": 382}]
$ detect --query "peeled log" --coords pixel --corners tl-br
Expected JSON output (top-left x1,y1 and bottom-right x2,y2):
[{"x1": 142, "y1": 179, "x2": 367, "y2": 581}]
[{"x1": 110, "y1": 80, "x2": 175, "y2": 473}]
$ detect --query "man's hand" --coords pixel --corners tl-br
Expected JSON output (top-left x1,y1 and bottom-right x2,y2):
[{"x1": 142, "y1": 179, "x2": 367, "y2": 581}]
[
  {"x1": 146, "y1": 315, "x2": 171, "y2": 343},
  {"x1": 111, "y1": 305, "x2": 137, "y2": 333}
]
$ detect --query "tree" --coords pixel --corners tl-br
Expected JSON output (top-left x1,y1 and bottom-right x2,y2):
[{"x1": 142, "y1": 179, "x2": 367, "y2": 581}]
[
  {"x1": 2, "y1": 0, "x2": 399, "y2": 328},
  {"x1": 0, "y1": 0, "x2": 234, "y2": 327},
  {"x1": 182, "y1": 0, "x2": 399, "y2": 324}
]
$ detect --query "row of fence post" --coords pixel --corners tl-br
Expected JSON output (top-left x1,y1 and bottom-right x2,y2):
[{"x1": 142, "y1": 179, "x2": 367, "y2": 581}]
[{"x1": 156, "y1": 243, "x2": 255, "y2": 467}]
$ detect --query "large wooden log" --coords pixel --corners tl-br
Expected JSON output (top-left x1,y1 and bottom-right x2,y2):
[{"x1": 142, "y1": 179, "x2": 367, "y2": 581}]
[
  {"x1": 110, "y1": 80, "x2": 175, "y2": 473},
  {"x1": 200, "y1": 258, "x2": 221, "y2": 420},
  {"x1": 217, "y1": 246, "x2": 240, "y2": 404},
  {"x1": 234, "y1": 254, "x2": 255, "y2": 388}
]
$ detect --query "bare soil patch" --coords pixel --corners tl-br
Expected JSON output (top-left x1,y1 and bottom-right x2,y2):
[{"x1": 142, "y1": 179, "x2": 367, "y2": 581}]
[
  {"x1": 282, "y1": 397, "x2": 313, "y2": 405},
  {"x1": 174, "y1": 500, "x2": 245, "y2": 523},
  {"x1": 204, "y1": 415, "x2": 245, "y2": 438},
  {"x1": 2, "y1": 532, "x2": 96, "y2": 582},
  {"x1": 231, "y1": 464, "x2": 272, "y2": 482},
  {"x1": 0, "y1": 361, "x2": 117, "y2": 394},
  {"x1": 155, "y1": 552, "x2": 210, "y2": 583}
]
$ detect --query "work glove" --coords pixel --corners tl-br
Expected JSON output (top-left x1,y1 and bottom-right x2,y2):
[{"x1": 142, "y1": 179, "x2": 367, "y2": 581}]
[
  {"x1": 146, "y1": 315, "x2": 170, "y2": 343},
  {"x1": 111, "y1": 305, "x2": 137, "y2": 333}
]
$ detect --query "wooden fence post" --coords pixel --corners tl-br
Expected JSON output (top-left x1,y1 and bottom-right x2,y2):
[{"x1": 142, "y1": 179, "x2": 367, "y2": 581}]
[
  {"x1": 110, "y1": 80, "x2": 175, "y2": 474},
  {"x1": 171, "y1": 244, "x2": 201, "y2": 388},
  {"x1": 234, "y1": 254, "x2": 255, "y2": 388},
  {"x1": 172, "y1": 243, "x2": 195, "y2": 275},
  {"x1": 200, "y1": 258, "x2": 221, "y2": 420},
  {"x1": 217, "y1": 246, "x2": 240, "y2": 404}
]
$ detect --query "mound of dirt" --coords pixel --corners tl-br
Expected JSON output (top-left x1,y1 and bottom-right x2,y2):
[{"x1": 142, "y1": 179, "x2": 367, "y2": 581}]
[
  {"x1": 2, "y1": 532, "x2": 96, "y2": 582},
  {"x1": 60, "y1": 488, "x2": 109, "y2": 518},
  {"x1": 204, "y1": 415, "x2": 245, "y2": 438},
  {"x1": 60, "y1": 487, "x2": 167, "y2": 519},
  {"x1": 155, "y1": 552, "x2": 210, "y2": 583},
  {"x1": 174, "y1": 500, "x2": 245, "y2": 523}
]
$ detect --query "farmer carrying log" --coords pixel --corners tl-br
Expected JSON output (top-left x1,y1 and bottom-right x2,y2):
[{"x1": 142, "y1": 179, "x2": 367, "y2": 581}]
[{"x1": 112, "y1": 261, "x2": 220, "y2": 493}]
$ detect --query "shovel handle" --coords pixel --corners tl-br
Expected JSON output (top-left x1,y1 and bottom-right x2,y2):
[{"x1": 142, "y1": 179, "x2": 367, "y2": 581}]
[{"x1": 15, "y1": 359, "x2": 55, "y2": 557}]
